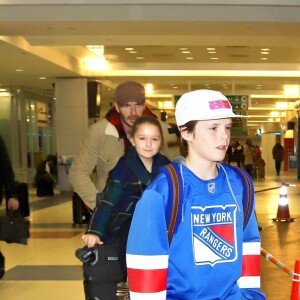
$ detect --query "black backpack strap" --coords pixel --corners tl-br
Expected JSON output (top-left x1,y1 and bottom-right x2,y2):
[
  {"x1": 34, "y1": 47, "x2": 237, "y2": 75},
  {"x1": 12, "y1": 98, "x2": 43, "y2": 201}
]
[
  {"x1": 160, "y1": 163, "x2": 183, "y2": 245},
  {"x1": 232, "y1": 166, "x2": 254, "y2": 230}
]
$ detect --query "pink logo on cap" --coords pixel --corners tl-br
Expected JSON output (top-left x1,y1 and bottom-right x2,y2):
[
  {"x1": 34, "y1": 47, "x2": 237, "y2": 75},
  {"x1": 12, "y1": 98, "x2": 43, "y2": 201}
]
[{"x1": 209, "y1": 100, "x2": 231, "y2": 110}]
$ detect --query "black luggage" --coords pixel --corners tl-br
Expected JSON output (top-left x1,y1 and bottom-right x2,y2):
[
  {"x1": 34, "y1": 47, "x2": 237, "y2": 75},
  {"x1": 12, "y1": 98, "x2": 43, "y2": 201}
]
[
  {"x1": 14, "y1": 181, "x2": 30, "y2": 217},
  {"x1": 0, "y1": 251, "x2": 5, "y2": 279},
  {"x1": 75, "y1": 244, "x2": 124, "y2": 300},
  {"x1": 72, "y1": 192, "x2": 91, "y2": 227}
]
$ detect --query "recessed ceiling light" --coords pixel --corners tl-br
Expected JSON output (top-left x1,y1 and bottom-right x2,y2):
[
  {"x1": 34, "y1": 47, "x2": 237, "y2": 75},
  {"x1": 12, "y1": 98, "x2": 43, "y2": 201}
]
[
  {"x1": 39, "y1": 77, "x2": 46, "y2": 80},
  {"x1": 129, "y1": 51, "x2": 137, "y2": 54},
  {"x1": 125, "y1": 47, "x2": 134, "y2": 51},
  {"x1": 136, "y1": 57, "x2": 144, "y2": 60},
  {"x1": 261, "y1": 48, "x2": 270, "y2": 51},
  {"x1": 180, "y1": 47, "x2": 188, "y2": 51},
  {"x1": 260, "y1": 57, "x2": 268, "y2": 60},
  {"x1": 186, "y1": 57, "x2": 194, "y2": 60},
  {"x1": 181, "y1": 51, "x2": 190, "y2": 54},
  {"x1": 15, "y1": 69, "x2": 23, "y2": 72},
  {"x1": 86, "y1": 45, "x2": 105, "y2": 56},
  {"x1": 210, "y1": 57, "x2": 219, "y2": 60},
  {"x1": 207, "y1": 48, "x2": 215, "y2": 51},
  {"x1": 208, "y1": 51, "x2": 216, "y2": 54},
  {"x1": 260, "y1": 51, "x2": 269, "y2": 55}
]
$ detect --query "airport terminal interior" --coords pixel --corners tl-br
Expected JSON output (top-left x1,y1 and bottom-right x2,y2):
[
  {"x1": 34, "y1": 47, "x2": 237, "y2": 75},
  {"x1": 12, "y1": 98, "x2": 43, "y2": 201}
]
[{"x1": 1, "y1": 1, "x2": 300, "y2": 300}]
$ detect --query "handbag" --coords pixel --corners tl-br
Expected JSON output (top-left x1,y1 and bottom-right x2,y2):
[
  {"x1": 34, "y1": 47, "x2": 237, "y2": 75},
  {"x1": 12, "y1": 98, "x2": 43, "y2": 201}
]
[{"x1": 0, "y1": 209, "x2": 30, "y2": 245}]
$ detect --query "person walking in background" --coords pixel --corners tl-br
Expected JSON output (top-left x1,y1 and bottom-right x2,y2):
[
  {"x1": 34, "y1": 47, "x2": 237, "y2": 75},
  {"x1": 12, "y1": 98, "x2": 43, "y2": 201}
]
[
  {"x1": 82, "y1": 116, "x2": 170, "y2": 283},
  {"x1": 272, "y1": 138, "x2": 284, "y2": 176},
  {"x1": 243, "y1": 138, "x2": 254, "y2": 178},
  {"x1": 34, "y1": 154, "x2": 57, "y2": 197},
  {"x1": 257, "y1": 155, "x2": 266, "y2": 180},
  {"x1": 0, "y1": 135, "x2": 19, "y2": 211},
  {"x1": 225, "y1": 141, "x2": 235, "y2": 165},
  {"x1": 126, "y1": 90, "x2": 265, "y2": 300},
  {"x1": 0, "y1": 135, "x2": 19, "y2": 279},
  {"x1": 235, "y1": 141, "x2": 244, "y2": 168},
  {"x1": 69, "y1": 81, "x2": 180, "y2": 210}
]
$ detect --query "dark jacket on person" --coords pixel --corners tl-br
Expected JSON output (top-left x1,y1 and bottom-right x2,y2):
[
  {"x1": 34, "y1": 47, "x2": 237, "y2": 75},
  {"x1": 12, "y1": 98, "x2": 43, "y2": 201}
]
[
  {"x1": 86, "y1": 147, "x2": 170, "y2": 242},
  {"x1": 272, "y1": 142, "x2": 284, "y2": 161},
  {"x1": 0, "y1": 135, "x2": 16, "y2": 205}
]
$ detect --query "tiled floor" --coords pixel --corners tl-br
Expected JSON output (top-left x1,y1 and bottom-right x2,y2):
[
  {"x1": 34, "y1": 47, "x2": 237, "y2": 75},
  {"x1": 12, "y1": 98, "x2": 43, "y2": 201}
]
[{"x1": 0, "y1": 169, "x2": 299, "y2": 300}]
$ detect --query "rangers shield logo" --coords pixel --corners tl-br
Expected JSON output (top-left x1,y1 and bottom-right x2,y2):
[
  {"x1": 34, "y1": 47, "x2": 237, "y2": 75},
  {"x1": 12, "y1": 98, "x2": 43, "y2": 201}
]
[{"x1": 191, "y1": 204, "x2": 237, "y2": 266}]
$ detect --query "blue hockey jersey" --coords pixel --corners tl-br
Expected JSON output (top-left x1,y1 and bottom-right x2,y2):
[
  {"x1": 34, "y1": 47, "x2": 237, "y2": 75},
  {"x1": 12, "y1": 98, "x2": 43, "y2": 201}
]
[{"x1": 126, "y1": 162, "x2": 265, "y2": 300}]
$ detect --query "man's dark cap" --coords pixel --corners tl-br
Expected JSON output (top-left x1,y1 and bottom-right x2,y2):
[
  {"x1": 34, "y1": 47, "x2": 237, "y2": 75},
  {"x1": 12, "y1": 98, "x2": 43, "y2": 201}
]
[{"x1": 115, "y1": 81, "x2": 145, "y2": 106}]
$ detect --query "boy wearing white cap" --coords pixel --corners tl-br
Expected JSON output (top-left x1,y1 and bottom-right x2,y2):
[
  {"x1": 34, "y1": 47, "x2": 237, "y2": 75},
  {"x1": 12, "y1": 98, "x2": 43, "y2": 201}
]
[{"x1": 126, "y1": 90, "x2": 265, "y2": 299}]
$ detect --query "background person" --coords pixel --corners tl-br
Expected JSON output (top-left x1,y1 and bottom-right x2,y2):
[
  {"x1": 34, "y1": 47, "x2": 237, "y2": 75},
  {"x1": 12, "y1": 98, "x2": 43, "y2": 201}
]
[
  {"x1": 34, "y1": 154, "x2": 57, "y2": 197},
  {"x1": 235, "y1": 141, "x2": 244, "y2": 168},
  {"x1": 69, "y1": 81, "x2": 180, "y2": 209},
  {"x1": 243, "y1": 138, "x2": 254, "y2": 178},
  {"x1": 0, "y1": 135, "x2": 19, "y2": 279},
  {"x1": 0, "y1": 135, "x2": 19, "y2": 211},
  {"x1": 126, "y1": 89, "x2": 265, "y2": 300},
  {"x1": 272, "y1": 138, "x2": 284, "y2": 176},
  {"x1": 82, "y1": 116, "x2": 170, "y2": 282}
]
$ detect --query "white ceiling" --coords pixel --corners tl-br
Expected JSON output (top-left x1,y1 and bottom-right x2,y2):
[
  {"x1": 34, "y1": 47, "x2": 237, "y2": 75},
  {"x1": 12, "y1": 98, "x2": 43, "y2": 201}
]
[{"x1": 1, "y1": 1, "x2": 300, "y2": 128}]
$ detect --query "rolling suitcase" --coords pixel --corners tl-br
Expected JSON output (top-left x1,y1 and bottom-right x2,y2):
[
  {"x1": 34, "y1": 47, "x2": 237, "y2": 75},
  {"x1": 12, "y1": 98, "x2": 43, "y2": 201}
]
[
  {"x1": 72, "y1": 192, "x2": 91, "y2": 227},
  {"x1": 14, "y1": 181, "x2": 30, "y2": 217},
  {"x1": 0, "y1": 251, "x2": 5, "y2": 279},
  {"x1": 75, "y1": 244, "x2": 124, "y2": 300}
]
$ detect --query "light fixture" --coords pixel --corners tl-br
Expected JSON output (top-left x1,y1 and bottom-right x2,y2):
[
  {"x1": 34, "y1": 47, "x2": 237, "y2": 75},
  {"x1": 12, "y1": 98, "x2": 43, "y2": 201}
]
[
  {"x1": 270, "y1": 111, "x2": 280, "y2": 117},
  {"x1": 158, "y1": 100, "x2": 174, "y2": 110},
  {"x1": 145, "y1": 83, "x2": 153, "y2": 96},
  {"x1": 85, "y1": 45, "x2": 108, "y2": 70},
  {"x1": 284, "y1": 84, "x2": 299, "y2": 96},
  {"x1": 276, "y1": 102, "x2": 295, "y2": 110},
  {"x1": 87, "y1": 45, "x2": 105, "y2": 56}
]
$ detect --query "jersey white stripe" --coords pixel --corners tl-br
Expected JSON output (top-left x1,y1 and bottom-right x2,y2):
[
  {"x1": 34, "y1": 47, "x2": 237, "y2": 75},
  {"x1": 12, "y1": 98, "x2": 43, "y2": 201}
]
[
  {"x1": 237, "y1": 276, "x2": 261, "y2": 288},
  {"x1": 243, "y1": 242, "x2": 261, "y2": 255},
  {"x1": 126, "y1": 254, "x2": 169, "y2": 269},
  {"x1": 130, "y1": 291, "x2": 166, "y2": 300}
]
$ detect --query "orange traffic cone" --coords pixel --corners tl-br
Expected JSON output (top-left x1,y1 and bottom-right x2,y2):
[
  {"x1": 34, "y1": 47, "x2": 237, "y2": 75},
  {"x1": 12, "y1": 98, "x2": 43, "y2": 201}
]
[
  {"x1": 272, "y1": 184, "x2": 295, "y2": 222},
  {"x1": 291, "y1": 260, "x2": 300, "y2": 299}
]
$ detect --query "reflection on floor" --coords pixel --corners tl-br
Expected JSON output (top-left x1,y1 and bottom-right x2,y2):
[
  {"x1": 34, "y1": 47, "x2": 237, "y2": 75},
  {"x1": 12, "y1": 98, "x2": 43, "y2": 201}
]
[{"x1": 0, "y1": 170, "x2": 299, "y2": 300}]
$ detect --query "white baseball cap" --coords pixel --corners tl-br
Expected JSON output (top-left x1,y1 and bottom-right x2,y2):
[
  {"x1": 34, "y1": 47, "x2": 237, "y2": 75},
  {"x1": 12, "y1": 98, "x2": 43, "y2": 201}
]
[{"x1": 175, "y1": 89, "x2": 248, "y2": 126}]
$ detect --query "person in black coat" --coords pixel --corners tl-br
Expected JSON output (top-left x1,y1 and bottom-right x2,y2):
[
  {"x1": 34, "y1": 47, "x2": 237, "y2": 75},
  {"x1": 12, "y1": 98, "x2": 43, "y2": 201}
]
[
  {"x1": 272, "y1": 138, "x2": 284, "y2": 176},
  {"x1": 0, "y1": 135, "x2": 19, "y2": 210},
  {"x1": 34, "y1": 154, "x2": 57, "y2": 197},
  {"x1": 0, "y1": 135, "x2": 19, "y2": 279}
]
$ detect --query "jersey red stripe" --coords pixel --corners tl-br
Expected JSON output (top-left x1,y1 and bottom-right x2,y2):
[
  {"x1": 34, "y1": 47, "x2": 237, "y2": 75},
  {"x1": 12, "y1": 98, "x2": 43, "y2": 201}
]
[
  {"x1": 128, "y1": 268, "x2": 168, "y2": 293},
  {"x1": 242, "y1": 254, "x2": 260, "y2": 276}
]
